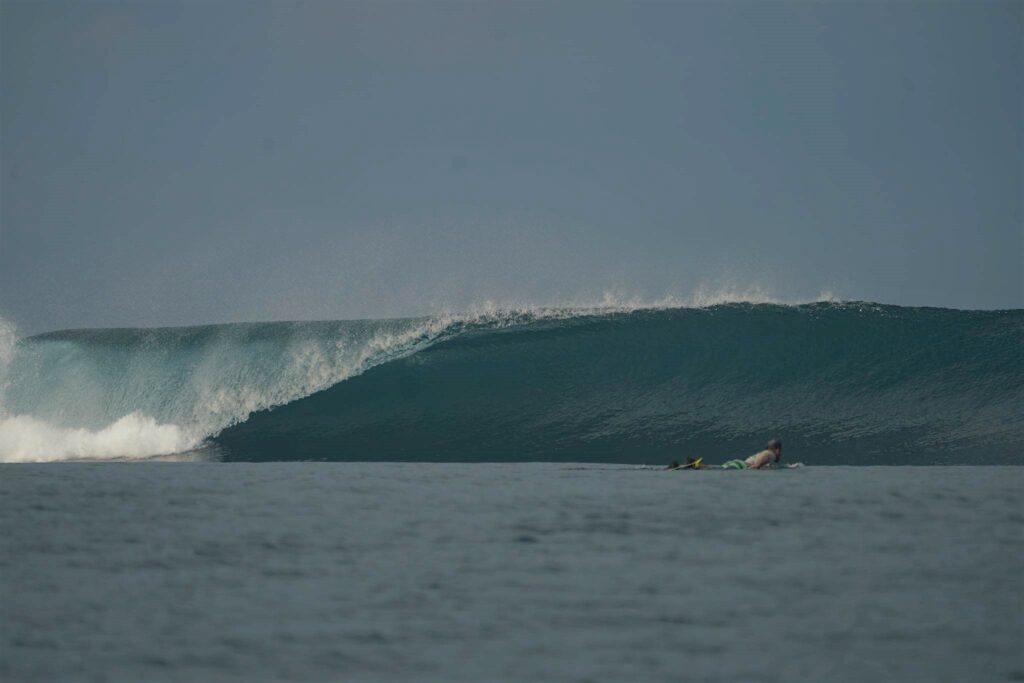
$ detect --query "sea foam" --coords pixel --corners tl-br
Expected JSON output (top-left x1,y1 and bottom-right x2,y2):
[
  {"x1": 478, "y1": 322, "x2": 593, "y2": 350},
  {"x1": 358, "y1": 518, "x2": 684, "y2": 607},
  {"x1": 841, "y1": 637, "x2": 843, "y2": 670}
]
[{"x1": 0, "y1": 412, "x2": 195, "y2": 462}]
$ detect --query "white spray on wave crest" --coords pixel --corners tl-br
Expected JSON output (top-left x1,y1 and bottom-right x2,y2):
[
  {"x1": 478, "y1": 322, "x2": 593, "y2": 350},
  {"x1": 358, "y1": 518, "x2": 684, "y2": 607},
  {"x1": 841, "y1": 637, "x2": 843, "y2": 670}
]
[
  {"x1": 0, "y1": 316, "x2": 16, "y2": 397},
  {"x1": 460, "y1": 282, "x2": 840, "y2": 317}
]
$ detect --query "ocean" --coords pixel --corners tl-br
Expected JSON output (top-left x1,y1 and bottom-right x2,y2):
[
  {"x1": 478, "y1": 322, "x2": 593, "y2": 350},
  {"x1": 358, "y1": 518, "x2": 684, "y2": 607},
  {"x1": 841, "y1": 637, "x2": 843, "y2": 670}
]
[
  {"x1": 2, "y1": 464, "x2": 1021, "y2": 683},
  {"x1": 1, "y1": 302, "x2": 1021, "y2": 682}
]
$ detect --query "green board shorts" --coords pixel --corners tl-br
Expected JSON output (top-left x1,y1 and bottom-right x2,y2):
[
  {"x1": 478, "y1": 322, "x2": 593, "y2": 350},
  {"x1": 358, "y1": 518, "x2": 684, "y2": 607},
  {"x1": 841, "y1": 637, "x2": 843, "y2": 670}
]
[{"x1": 721, "y1": 459, "x2": 747, "y2": 469}]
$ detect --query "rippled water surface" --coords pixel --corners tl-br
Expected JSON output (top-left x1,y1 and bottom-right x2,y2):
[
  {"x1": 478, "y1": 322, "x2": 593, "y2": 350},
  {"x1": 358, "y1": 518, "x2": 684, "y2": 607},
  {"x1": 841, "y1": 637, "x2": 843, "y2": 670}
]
[{"x1": 2, "y1": 464, "x2": 1021, "y2": 682}]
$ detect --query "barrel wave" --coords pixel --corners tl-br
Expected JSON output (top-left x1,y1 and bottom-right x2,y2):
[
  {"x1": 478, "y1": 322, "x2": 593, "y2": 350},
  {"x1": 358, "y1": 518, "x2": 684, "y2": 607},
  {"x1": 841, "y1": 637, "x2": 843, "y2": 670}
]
[{"x1": 1, "y1": 303, "x2": 1020, "y2": 464}]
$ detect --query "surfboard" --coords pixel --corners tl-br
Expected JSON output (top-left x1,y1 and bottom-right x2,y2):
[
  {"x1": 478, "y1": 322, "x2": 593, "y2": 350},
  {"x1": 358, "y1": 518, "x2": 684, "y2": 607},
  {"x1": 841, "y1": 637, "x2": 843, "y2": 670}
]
[
  {"x1": 668, "y1": 460, "x2": 804, "y2": 471},
  {"x1": 668, "y1": 458, "x2": 703, "y2": 470}
]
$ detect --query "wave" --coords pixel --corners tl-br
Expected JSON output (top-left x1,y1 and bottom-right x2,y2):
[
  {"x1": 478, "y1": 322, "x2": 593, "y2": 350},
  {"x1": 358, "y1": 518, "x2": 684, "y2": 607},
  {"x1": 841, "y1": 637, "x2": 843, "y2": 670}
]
[{"x1": 1, "y1": 300, "x2": 1020, "y2": 464}]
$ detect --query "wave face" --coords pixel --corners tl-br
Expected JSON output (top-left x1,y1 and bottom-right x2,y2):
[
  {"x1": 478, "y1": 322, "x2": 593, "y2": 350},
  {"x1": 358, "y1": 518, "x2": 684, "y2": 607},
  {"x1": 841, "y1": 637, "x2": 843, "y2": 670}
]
[{"x1": 1, "y1": 303, "x2": 1021, "y2": 464}]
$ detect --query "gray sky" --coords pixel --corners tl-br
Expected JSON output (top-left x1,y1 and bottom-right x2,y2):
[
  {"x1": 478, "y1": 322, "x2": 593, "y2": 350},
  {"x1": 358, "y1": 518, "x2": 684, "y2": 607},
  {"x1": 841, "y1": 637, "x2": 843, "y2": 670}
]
[{"x1": 2, "y1": 0, "x2": 1021, "y2": 334}]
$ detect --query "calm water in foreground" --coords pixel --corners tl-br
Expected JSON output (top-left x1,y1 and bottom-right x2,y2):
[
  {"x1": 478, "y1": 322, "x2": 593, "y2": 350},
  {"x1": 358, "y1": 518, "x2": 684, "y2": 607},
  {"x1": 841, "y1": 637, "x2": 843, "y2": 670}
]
[{"x1": 2, "y1": 464, "x2": 1021, "y2": 683}]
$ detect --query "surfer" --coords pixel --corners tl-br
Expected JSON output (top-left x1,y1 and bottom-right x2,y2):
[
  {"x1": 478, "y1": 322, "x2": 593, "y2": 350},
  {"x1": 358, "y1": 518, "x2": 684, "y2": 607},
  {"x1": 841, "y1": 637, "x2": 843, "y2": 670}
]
[
  {"x1": 669, "y1": 439, "x2": 783, "y2": 470},
  {"x1": 721, "y1": 438, "x2": 783, "y2": 469}
]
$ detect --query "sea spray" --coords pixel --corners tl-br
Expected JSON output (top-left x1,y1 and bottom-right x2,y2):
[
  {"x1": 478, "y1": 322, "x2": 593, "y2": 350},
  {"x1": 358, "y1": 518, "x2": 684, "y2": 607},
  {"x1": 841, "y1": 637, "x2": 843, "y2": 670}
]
[
  {"x1": 0, "y1": 316, "x2": 17, "y2": 406},
  {"x1": 0, "y1": 413, "x2": 194, "y2": 462}
]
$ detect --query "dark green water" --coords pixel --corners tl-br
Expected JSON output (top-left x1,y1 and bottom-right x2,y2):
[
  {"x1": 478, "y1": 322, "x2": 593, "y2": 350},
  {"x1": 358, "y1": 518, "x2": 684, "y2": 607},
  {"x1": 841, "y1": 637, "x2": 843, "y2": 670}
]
[{"x1": 3, "y1": 303, "x2": 1021, "y2": 463}]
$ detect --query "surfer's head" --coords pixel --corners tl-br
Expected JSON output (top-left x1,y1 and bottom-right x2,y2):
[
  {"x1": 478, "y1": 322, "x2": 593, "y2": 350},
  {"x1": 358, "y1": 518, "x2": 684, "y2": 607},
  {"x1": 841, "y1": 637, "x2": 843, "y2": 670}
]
[{"x1": 766, "y1": 438, "x2": 782, "y2": 461}]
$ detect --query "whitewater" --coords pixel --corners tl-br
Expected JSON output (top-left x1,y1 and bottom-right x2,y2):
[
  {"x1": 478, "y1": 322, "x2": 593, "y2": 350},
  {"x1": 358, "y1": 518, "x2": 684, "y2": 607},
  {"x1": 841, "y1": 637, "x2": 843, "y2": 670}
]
[{"x1": 0, "y1": 296, "x2": 1020, "y2": 464}]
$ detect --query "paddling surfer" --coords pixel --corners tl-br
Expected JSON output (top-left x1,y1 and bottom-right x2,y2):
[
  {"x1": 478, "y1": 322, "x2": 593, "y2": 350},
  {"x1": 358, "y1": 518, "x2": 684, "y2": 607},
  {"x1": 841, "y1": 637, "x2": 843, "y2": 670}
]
[
  {"x1": 721, "y1": 438, "x2": 783, "y2": 469},
  {"x1": 670, "y1": 438, "x2": 784, "y2": 470}
]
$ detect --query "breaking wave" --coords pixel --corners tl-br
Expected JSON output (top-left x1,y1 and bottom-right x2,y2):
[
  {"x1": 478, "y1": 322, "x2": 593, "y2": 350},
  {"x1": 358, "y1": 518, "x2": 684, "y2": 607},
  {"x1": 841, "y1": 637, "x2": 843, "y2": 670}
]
[{"x1": 1, "y1": 299, "x2": 1020, "y2": 464}]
